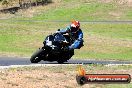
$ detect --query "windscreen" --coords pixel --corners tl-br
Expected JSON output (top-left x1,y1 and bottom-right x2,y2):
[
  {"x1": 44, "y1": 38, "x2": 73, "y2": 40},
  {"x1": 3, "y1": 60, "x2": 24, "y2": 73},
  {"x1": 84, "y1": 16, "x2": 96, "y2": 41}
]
[{"x1": 54, "y1": 33, "x2": 66, "y2": 42}]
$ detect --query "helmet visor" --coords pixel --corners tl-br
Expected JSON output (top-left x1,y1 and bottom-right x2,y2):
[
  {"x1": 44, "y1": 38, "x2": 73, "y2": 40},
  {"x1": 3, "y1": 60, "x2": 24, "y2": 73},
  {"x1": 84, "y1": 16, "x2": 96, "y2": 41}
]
[{"x1": 71, "y1": 27, "x2": 79, "y2": 33}]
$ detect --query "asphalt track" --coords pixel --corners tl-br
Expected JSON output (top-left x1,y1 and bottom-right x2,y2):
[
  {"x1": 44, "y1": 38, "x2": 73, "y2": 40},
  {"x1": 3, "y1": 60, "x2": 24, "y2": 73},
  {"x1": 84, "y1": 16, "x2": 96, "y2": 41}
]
[{"x1": 0, "y1": 57, "x2": 132, "y2": 66}]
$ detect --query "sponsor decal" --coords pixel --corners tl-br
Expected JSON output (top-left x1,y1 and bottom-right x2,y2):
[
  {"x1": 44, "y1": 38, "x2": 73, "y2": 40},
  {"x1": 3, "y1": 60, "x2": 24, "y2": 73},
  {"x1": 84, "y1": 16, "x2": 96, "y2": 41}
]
[{"x1": 76, "y1": 65, "x2": 131, "y2": 85}]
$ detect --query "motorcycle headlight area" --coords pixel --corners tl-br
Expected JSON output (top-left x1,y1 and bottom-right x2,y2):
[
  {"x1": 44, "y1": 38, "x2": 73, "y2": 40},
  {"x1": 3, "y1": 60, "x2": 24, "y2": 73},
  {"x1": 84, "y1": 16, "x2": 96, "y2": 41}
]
[{"x1": 46, "y1": 41, "x2": 52, "y2": 46}]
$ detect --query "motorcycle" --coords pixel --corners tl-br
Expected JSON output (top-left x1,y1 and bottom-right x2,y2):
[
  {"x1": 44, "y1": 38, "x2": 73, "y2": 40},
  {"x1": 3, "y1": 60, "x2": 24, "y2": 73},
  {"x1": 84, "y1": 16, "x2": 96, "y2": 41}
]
[{"x1": 30, "y1": 32, "x2": 74, "y2": 64}]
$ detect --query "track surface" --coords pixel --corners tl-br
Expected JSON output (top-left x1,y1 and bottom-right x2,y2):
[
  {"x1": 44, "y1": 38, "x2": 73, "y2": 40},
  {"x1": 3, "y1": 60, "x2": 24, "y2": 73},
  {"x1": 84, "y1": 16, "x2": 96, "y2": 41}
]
[{"x1": 0, "y1": 57, "x2": 132, "y2": 66}]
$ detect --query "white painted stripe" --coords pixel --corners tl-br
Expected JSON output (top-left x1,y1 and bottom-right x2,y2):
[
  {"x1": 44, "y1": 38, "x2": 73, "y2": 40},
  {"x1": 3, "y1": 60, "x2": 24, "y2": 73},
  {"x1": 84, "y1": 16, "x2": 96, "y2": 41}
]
[
  {"x1": 0, "y1": 64, "x2": 80, "y2": 69},
  {"x1": 0, "y1": 63, "x2": 132, "y2": 69},
  {"x1": 105, "y1": 64, "x2": 132, "y2": 67}
]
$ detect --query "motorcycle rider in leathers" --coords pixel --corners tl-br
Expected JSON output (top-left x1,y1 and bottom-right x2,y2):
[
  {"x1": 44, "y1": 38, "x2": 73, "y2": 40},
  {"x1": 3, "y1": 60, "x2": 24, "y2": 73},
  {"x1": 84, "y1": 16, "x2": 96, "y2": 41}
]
[{"x1": 57, "y1": 20, "x2": 84, "y2": 50}]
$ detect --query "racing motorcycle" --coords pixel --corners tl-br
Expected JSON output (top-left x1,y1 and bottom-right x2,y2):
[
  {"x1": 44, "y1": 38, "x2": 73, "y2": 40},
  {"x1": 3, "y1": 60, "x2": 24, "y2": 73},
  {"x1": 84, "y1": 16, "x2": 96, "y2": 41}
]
[{"x1": 30, "y1": 32, "x2": 74, "y2": 64}]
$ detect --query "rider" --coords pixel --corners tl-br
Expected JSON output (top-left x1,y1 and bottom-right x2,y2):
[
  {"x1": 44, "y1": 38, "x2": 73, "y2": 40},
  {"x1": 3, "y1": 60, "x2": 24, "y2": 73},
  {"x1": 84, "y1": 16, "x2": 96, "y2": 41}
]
[{"x1": 57, "y1": 20, "x2": 84, "y2": 50}]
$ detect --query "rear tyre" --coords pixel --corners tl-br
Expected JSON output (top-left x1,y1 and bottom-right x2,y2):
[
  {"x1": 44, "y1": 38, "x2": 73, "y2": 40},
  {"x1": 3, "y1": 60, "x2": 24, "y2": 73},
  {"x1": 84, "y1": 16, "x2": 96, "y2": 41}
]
[{"x1": 30, "y1": 48, "x2": 43, "y2": 63}]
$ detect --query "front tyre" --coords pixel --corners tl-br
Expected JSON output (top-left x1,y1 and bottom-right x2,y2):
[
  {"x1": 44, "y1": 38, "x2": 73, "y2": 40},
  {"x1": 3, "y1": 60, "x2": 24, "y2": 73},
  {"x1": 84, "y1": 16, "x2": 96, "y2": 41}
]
[
  {"x1": 30, "y1": 48, "x2": 43, "y2": 63},
  {"x1": 57, "y1": 58, "x2": 67, "y2": 64}
]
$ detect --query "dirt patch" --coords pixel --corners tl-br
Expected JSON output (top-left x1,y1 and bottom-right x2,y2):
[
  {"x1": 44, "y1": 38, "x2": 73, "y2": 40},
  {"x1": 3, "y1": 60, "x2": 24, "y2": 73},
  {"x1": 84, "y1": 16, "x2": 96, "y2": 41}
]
[
  {"x1": 98, "y1": 0, "x2": 112, "y2": 3},
  {"x1": 0, "y1": 0, "x2": 61, "y2": 18},
  {"x1": 99, "y1": 0, "x2": 132, "y2": 6},
  {"x1": 108, "y1": 11, "x2": 122, "y2": 19},
  {"x1": 0, "y1": 65, "x2": 132, "y2": 88},
  {"x1": 0, "y1": 66, "x2": 89, "y2": 88}
]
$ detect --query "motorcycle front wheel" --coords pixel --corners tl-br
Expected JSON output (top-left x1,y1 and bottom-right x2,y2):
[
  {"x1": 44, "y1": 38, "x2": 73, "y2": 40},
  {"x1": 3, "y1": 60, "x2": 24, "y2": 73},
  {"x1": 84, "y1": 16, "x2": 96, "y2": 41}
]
[
  {"x1": 57, "y1": 60, "x2": 65, "y2": 64},
  {"x1": 30, "y1": 48, "x2": 43, "y2": 63}
]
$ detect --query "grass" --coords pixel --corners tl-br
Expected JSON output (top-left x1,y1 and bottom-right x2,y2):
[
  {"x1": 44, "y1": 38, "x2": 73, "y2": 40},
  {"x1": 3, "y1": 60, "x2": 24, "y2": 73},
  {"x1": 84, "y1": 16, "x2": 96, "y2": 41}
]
[
  {"x1": 0, "y1": 21, "x2": 132, "y2": 60},
  {"x1": 0, "y1": 0, "x2": 132, "y2": 60},
  {"x1": 84, "y1": 24, "x2": 132, "y2": 40},
  {"x1": 35, "y1": 4, "x2": 114, "y2": 20},
  {"x1": 28, "y1": 0, "x2": 132, "y2": 21}
]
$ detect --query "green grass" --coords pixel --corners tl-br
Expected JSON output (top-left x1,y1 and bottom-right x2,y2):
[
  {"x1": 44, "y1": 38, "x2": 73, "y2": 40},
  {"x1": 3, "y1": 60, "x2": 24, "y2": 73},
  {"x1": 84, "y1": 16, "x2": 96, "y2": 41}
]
[
  {"x1": 83, "y1": 24, "x2": 132, "y2": 40},
  {"x1": 28, "y1": 0, "x2": 132, "y2": 21},
  {"x1": 0, "y1": 0, "x2": 132, "y2": 60},
  {"x1": 0, "y1": 21, "x2": 131, "y2": 60},
  {"x1": 30, "y1": 4, "x2": 105, "y2": 20}
]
